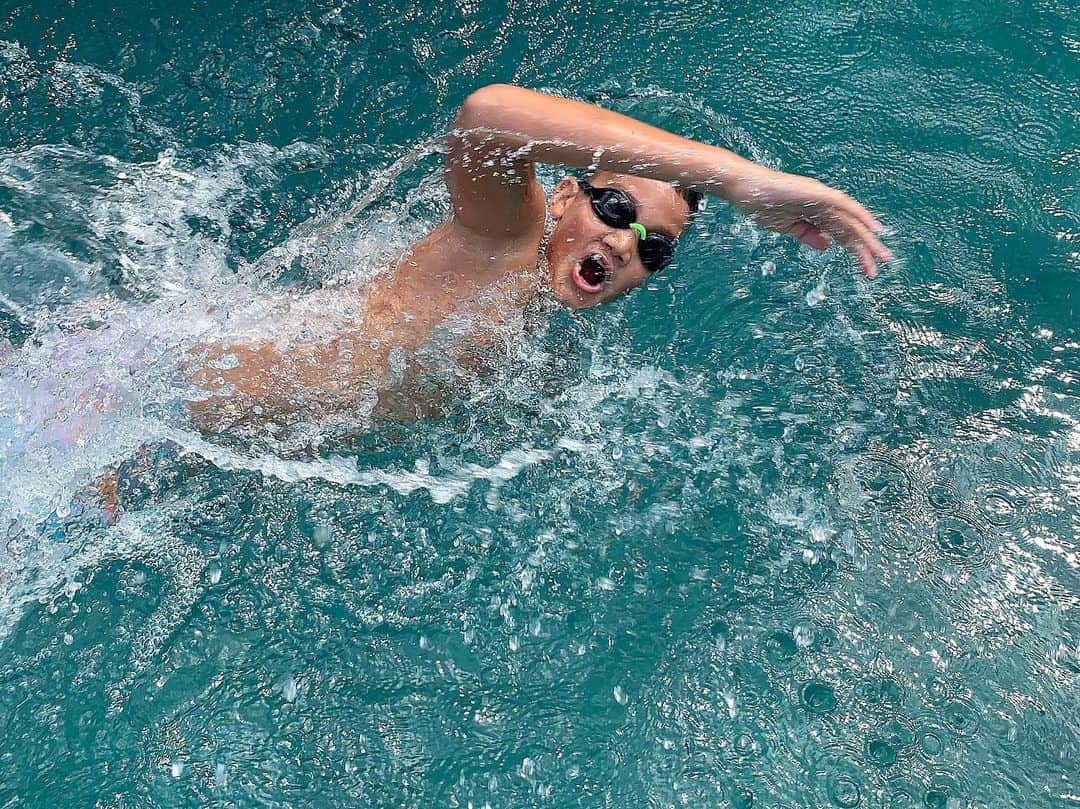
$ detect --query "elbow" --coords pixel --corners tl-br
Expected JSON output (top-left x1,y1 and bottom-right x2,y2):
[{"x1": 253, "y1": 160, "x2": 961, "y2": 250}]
[{"x1": 454, "y1": 83, "x2": 517, "y2": 130}]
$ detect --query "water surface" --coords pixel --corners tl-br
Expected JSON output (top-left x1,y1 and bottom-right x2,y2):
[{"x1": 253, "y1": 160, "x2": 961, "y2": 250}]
[{"x1": 0, "y1": 0, "x2": 1077, "y2": 806}]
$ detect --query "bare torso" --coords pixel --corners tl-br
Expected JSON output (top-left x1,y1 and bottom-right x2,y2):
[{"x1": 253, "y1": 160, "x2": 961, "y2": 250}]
[{"x1": 185, "y1": 215, "x2": 547, "y2": 434}]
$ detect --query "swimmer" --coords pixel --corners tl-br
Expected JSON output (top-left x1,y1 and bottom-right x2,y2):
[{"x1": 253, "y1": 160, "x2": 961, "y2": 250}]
[{"x1": 185, "y1": 84, "x2": 893, "y2": 431}]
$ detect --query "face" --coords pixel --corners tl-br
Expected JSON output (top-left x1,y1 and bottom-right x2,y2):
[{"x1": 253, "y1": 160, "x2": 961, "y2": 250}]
[{"x1": 546, "y1": 172, "x2": 692, "y2": 309}]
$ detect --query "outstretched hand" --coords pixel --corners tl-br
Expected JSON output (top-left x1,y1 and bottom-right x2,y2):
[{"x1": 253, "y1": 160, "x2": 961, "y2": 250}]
[{"x1": 726, "y1": 165, "x2": 893, "y2": 277}]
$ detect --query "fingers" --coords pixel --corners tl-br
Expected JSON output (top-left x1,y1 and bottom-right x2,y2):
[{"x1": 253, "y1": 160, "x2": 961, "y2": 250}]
[
  {"x1": 832, "y1": 212, "x2": 891, "y2": 278},
  {"x1": 843, "y1": 212, "x2": 893, "y2": 264},
  {"x1": 830, "y1": 188, "x2": 884, "y2": 235}
]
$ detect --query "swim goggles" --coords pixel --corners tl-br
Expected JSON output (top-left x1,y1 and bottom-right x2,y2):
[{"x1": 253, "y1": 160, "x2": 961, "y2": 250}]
[{"x1": 579, "y1": 180, "x2": 678, "y2": 273}]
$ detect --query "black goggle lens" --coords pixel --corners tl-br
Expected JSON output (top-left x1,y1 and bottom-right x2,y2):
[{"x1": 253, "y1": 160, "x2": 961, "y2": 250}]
[
  {"x1": 639, "y1": 233, "x2": 675, "y2": 271},
  {"x1": 580, "y1": 181, "x2": 677, "y2": 273}
]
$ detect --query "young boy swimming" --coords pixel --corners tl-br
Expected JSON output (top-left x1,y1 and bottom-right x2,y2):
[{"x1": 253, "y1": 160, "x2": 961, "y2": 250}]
[{"x1": 187, "y1": 83, "x2": 892, "y2": 431}]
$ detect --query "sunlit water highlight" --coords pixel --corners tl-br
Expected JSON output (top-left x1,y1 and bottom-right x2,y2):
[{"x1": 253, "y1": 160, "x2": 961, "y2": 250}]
[{"x1": 1, "y1": 0, "x2": 1077, "y2": 806}]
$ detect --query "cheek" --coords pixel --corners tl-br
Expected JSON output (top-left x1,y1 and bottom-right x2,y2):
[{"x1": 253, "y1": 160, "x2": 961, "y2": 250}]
[
  {"x1": 555, "y1": 206, "x2": 600, "y2": 250},
  {"x1": 618, "y1": 265, "x2": 651, "y2": 294},
  {"x1": 598, "y1": 269, "x2": 650, "y2": 305}
]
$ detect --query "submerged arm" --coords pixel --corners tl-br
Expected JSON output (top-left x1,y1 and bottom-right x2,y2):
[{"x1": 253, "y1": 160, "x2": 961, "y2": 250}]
[{"x1": 448, "y1": 83, "x2": 891, "y2": 275}]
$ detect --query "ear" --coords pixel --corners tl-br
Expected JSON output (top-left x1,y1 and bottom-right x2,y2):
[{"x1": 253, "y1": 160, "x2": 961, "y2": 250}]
[{"x1": 549, "y1": 177, "x2": 579, "y2": 221}]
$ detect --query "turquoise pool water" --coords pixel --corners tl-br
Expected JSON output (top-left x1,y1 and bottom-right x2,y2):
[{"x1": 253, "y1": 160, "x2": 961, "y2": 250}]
[{"x1": 1, "y1": 0, "x2": 1077, "y2": 806}]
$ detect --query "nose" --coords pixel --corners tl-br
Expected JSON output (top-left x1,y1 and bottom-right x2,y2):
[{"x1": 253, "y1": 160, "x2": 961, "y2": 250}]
[{"x1": 602, "y1": 229, "x2": 636, "y2": 266}]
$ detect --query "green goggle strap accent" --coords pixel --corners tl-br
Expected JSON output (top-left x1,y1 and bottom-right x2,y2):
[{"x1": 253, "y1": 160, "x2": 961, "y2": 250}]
[{"x1": 629, "y1": 222, "x2": 647, "y2": 241}]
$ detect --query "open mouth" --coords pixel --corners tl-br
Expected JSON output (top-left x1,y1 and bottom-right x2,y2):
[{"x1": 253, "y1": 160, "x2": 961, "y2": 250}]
[{"x1": 571, "y1": 253, "x2": 608, "y2": 294}]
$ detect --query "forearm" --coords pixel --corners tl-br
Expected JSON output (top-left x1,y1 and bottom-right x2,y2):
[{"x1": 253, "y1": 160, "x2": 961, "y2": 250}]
[{"x1": 452, "y1": 84, "x2": 760, "y2": 201}]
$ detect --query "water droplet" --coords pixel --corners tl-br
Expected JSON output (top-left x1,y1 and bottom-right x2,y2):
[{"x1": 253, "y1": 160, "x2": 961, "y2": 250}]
[
  {"x1": 282, "y1": 675, "x2": 298, "y2": 703},
  {"x1": 207, "y1": 564, "x2": 222, "y2": 585},
  {"x1": 62, "y1": 633, "x2": 74, "y2": 646},
  {"x1": 710, "y1": 621, "x2": 730, "y2": 652},
  {"x1": 761, "y1": 260, "x2": 776, "y2": 276},
  {"x1": 214, "y1": 762, "x2": 227, "y2": 789},
  {"x1": 313, "y1": 523, "x2": 332, "y2": 547},
  {"x1": 170, "y1": 759, "x2": 184, "y2": 778},
  {"x1": 792, "y1": 623, "x2": 815, "y2": 648},
  {"x1": 613, "y1": 685, "x2": 628, "y2": 705}
]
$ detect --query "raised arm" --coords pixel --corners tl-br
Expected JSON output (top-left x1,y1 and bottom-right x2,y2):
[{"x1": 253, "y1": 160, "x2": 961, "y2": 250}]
[{"x1": 448, "y1": 84, "x2": 891, "y2": 276}]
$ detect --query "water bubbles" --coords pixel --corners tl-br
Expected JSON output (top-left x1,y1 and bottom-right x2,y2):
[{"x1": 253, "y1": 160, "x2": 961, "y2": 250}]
[
  {"x1": 864, "y1": 737, "x2": 897, "y2": 767},
  {"x1": 762, "y1": 631, "x2": 797, "y2": 666},
  {"x1": 854, "y1": 455, "x2": 912, "y2": 513},
  {"x1": 941, "y1": 698, "x2": 980, "y2": 738},
  {"x1": 922, "y1": 789, "x2": 949, "y2": 809},
  {"x1": 827, "y1": 774, "x2": 862, "y2": 808},
  {"x1": 854, "y1": 677, "x2": 905, "y2": 715},
  {"x1": 62, "y1": 632, "x2": 74, "y2": 645},
  {"x1": 732, "y1": 728, "x2": 764, "y2": 759},
  {"x1": 915, "y1": 723, "x2": 948, "y2": 759},
  {"x1": 728, "y1": 784, "x2": 755, "y2": 808},
  {"x1": 934, "y1": 518, "x2": 990, "y2": 571},
  {"x1": 974, "y1": 484, "x2": 1024, "y2": 526},
  {"x1": 801, "y1": 681, "x2": 837, "y2": 715},
  {"x1": 761, "y1": 260, "x2": 776, "y2": 277}
]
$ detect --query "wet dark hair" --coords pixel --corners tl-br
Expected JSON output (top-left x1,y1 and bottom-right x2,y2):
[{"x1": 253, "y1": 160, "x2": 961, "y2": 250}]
[{"x1": 676, "y1": 186, "x2": 704, "y2": 218}]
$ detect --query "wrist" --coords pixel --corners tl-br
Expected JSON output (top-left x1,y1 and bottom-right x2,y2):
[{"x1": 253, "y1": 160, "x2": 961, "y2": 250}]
[{"x1": 707, "y1": 154, "x2": 771, "y2": 204}]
